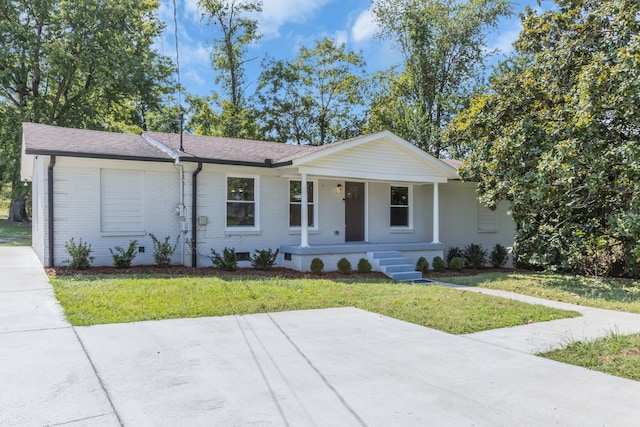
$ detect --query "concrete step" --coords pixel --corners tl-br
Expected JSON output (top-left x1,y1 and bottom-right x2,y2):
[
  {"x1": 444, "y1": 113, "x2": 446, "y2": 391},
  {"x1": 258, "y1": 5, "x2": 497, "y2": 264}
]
[
  {"x1": 389, "y1": 271, "x2": 423, "y2": 281},
  {"x1": 370, "y1": 251, "x2": 402, "y2": 259},
  {"x1": 378, "y1": 257, "x2": 408, "y2": 266},
  {"x1": 383, "y1": 264, "x2": 416, "y2": 273}
]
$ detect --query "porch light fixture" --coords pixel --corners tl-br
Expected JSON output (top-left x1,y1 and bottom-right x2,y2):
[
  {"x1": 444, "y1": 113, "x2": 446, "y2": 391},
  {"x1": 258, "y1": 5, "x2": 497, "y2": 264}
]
[{"x1": 336, "y1": 184, "x2": 343, "y2": 194}]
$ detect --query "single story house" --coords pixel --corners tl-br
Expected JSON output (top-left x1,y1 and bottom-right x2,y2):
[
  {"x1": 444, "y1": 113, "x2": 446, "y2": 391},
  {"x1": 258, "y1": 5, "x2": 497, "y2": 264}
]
[{"x1": 20, "y1": 123, "x2": 515, "y2": 280}]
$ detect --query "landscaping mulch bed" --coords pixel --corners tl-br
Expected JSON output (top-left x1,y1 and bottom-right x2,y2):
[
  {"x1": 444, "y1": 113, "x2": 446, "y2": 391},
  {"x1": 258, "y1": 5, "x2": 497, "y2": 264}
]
[{"x1": 46, "y1": 265, "x2": 524, "y2": 280}]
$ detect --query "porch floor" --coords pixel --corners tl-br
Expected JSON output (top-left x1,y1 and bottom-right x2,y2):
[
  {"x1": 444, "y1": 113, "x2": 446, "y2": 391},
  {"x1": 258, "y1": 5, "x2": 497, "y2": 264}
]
[{"x1": 279, "y1": 242, "x2": 445, "y2": 255}]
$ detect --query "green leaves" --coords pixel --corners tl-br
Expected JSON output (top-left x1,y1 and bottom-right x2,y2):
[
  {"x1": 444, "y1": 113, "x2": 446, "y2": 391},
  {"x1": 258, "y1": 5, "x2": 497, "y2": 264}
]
[
  {"x1": 447, "y1": 0, "x2": 640, "y2": 276},
  {"x1": 255, "y1": 38, "x2": 368, "y2": 145},
  {"x1": 0, "y1": 0, "x2": 172, "y2": 196},
  {"x1": 369, "y1": 0, "x2": 512, "y2": 157}
]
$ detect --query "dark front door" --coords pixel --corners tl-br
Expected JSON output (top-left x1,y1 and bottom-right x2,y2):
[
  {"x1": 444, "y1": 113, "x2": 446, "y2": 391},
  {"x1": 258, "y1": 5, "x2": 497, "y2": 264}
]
[{"x1": 345, "y1": 181, "x2": 365, "y2": 242}]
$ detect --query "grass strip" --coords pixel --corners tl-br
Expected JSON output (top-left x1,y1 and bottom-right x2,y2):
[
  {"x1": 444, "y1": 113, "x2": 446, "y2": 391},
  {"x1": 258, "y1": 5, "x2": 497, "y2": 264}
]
[
  {"x1": 441, "y1": 272, "x2": 640, "y2": 314},
  {"x1": 540, "y1": 333, "x2": 640, "y2": 381},
  {"x1": 0, "y1": 219, "x2": 31, "y2": 246},
  {"x1": 51, "y1": 275, "x2": 578, "y2": 333}
]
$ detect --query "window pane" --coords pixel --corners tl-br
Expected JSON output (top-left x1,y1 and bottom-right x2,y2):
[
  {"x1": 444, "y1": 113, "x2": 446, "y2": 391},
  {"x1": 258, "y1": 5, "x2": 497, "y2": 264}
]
[
  {"x1": 289, "y1": 181, "x2": 313, "y2": 203},
  {"x1": 307, "y1": 182, "x2": 314, "y2": 203},
  {"x1": 227, "y1": 202, "x2": 255, "y2": 226},
  {"x1": 390, "y1": 186, "x2": 408, "y2": 206},
  {"x1": 227, "y1": 177, "x2": 254, "y2": 201},
  {"x1": 390, "y1": 207, "x2": 409, "y2": 226},
  {"x1": 290, "y1": 181, "x2": 301, "y2": 203},
  {"x1": 289, "y1": 204, "x2": 314, "y2": 227},
  {"x1": 289, "y1": 204, "x2": 301, "y2": 227}
]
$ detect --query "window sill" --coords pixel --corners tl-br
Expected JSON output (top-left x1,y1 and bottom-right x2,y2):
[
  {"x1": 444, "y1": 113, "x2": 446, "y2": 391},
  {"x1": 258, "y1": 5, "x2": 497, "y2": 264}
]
[
  {"x1": 390, "y1": 228, "x2": 414, "y2": 234},
  {"x1": 224, "y1": 229, "x2": 262, "y2": 236},
  {"x1": 100, "y1": 231, "x2": 146, "y2": 237}
]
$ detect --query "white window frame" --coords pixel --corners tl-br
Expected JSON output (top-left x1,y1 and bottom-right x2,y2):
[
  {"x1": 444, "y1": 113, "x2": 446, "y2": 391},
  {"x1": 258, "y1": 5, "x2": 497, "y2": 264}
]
[
  {"x1": 100, "y1": 169, "x2": 145, "y2": 236},
  {"x1": 225, "y1": 174, "x2": 260, "y2": 232},
  {"x1": 288, "y1": 178, "x2": 319, "y2": 231},
  {"x1": 390, "y1": 184, "x2": 413, "y2": 230}
]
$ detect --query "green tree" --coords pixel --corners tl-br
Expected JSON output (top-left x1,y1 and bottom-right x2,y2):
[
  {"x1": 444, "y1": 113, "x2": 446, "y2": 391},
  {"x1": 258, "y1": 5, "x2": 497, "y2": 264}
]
[
  {"x1": 445, "y1": 0, "x2": 640, "y2": 276},
  {"x1": 199, "y1": 0, "x2": 262, "y2": 138},
  {"x1": 369, "y1": 0, "x2": 511, "y2": 157},
  {"x1": 256, "y1": 38, "x2": 368, "y2": 145},
  {"x1": 0, "y1": 0, "x2": 172, "y2": 221}
]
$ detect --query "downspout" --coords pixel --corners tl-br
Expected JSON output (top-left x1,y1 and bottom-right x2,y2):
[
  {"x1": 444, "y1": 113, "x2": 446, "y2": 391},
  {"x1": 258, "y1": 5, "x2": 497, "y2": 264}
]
[
  {"x1": 47, "y1": 156, "x2": 56, "y2": 267},
  {"x1": 191, "y1": 162, "x2": 202, "y2": 267}
]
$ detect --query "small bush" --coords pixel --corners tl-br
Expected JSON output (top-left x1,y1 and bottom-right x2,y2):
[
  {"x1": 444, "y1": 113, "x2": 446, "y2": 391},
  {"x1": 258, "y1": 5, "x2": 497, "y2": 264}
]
[
  {"x1": 250, "y1": 248, "x2": 279, "y2": 270},
  {"x1": 149, "y1": 233, "x2": 179, "y2": 268},
  {"x1": 463, "y1": 243, "x2": 487, "y2": 269},
  {"x1": 432, "y1": 256, "x2": 446, "y2": 272},
  {"x1": 337, "y1": 257, "x2": 352, "y2": 274},
  {"x1": 450, "y1": 256, "x2": 464, "y2": 271},
  {"x1": 490, "y1": 244, "x2": 509, "y2": 268},
  {"x1": 64, "y1": 237, "x2": 95, "y2": 270},
  {"x1": 109, "y1": 240, "x2": 138, "y2": 269},
  {"x1": 416, "y1": 256, "x2": 429, "y2": 273},
  {"x1": 310, "y1": 257, "x2": 324, "y2": 274},
  {"x1": 446, "y1": 247, "x2": 463, "y2": 266},
  {"x1": 209, "y1": 247, "x2": 238, "y2": 271},
  {"x1": 357, "y1": 258, "x2": 372, "y2": 273}
]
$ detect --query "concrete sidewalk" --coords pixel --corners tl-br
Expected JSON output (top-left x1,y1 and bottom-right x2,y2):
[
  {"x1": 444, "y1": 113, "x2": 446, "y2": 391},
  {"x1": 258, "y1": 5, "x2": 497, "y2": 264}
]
[
  {"x1": 0, "y1": 247, "x2": 120, "y2": 426},
  {"x1": 3, "y1": 246, "x2": 640, "y2": 426},
  {"x1": 435, "y1": 281, "x2": 640, "y2": 354}
]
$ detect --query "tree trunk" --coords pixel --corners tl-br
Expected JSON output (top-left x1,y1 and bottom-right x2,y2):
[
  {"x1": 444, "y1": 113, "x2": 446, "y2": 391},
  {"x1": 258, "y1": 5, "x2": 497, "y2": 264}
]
[{"x1": 8, "y1": 198, "x2": 30, "y2": 223}]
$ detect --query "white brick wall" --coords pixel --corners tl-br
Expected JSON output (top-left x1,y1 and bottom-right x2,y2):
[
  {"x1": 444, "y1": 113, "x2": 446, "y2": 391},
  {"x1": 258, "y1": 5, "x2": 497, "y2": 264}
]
[
  {"x1": 46, "y1": 157, "x2": 182, "y2": 267},
  {"x1": 31, "y1": 156, "x2": 515, "y2": 270}
]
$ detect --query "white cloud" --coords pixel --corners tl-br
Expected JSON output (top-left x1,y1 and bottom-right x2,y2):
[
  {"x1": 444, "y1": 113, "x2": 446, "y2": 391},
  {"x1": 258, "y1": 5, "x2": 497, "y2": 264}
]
[
  {"x1": 333, "y1": 30, "x2": 348, "y2": 47},
  {"x1": 351, "y1": 9, "x2": 378, "y2": 43},
  {"x1": 258, "y1": 0, "x2": 334, "y2": 38},
  {"x1": 489, "y1": 25, "x2": 521, "y2": 56}
]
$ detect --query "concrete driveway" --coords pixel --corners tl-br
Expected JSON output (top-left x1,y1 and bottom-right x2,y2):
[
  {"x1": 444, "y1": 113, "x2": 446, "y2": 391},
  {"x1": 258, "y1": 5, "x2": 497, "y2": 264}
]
[{"x1": 3, "y1": 247, "x2": 640, "y2": 426}]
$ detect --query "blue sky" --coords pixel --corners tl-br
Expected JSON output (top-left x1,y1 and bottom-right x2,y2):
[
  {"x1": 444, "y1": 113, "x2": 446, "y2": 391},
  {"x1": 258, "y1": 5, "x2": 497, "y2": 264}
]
[{"x1": 157, "y1": 0, "x2": 552, "y2": 99}]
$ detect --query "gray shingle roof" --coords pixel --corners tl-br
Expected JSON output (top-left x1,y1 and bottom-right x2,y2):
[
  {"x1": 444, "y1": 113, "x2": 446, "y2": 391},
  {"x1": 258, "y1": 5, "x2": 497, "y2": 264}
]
[
  {"x1": 22, "y1": 123, "x2": 172, "y2": 161},
  {"x1": 145, "y1": 132, "x2": 321, "y2": 165}
]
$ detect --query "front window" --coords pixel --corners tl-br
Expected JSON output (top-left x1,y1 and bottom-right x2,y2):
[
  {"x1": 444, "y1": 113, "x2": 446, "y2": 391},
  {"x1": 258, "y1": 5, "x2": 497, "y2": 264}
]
[
  {"x1": 227, "y1": 177, "x2": 256, "y2": 227},
  {"x1": 289, "y1": 180, "x2": 315, "y2": 227},
  {"x1": 390, "y1": 186, "x2": 409, "y2": 227}
]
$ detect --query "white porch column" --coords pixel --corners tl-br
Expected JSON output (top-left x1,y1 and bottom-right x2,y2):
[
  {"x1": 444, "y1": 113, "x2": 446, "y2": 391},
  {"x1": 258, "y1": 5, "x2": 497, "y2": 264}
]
[
  {"x1": 432, "y1": 182, "x2": 440, "y2": 244},
  {"x1": 300, "y1": 173, "x2": 309, "y2": 248}
]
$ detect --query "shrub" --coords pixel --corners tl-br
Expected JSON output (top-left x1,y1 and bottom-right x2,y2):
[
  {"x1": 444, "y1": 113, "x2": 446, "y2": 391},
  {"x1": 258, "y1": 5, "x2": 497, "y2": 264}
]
[
  {"x1": 64, "y1": 237, "x2": 95, "y2": 270},
  {"x1": 446, "y1": 247, "x2": 463, "y2": 266},
  {"x1": 416, "y1": 256, "x2": 429, "y2": 273},
  {"x1": 463, "y1": 243, "x2": 487, "y2": 269},
  {"x1": 490, "y1": 244, "x2": 509, "y2": 268},
  {"x1": 432, "y1": 256, "x2": 446, "y2": 272},
  {"x1": 149, "y1": 233, "x2": 179, "y2": 268},
  {"x1": 357, "y1": 258, "x2": 372, "y2": 273},
  {"x1": 450, "y1": 256, "x2": 464, "y2": 272},
  {"x1": 109, "y1": 240, "x2": 138, "y2": 269},
  {"x1": 337, "y1": 257, "x2": 352, "y2": 274},
  {"x1": 250, "y1": 248, "x2": 279, "y2": 270},
  {"x1": 310, "y1": 257, "x2": 324, "y2": 274},
  {"x1": 209, "y1": 247, "x2": 238, "y2": 271}
]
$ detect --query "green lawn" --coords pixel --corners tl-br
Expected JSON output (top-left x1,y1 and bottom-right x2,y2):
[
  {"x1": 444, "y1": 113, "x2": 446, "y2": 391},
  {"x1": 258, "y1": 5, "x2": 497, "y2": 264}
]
[
  {"x1": 50, "y1": 275, "x2": 578, "y2": 333},
  {"x1": 541, "y1": 333, "x2": 640, "y2": 381},
  {"x1": 442, "y1": 271, "x2": 640, "y2": 381},
  {"x1": 0, "y1": 219, "x2": 31, "y2": 246},
  {"x1": 441, "y1": 272, "x2": 640, "y2": 313}
]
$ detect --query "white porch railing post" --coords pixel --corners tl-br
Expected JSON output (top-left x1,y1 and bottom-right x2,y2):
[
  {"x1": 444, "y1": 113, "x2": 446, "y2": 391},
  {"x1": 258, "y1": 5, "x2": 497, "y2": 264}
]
[
  {"x1": 300, "y1": 173, "x2": 309, "y2": 248},
  {"x1": 432, "y1": 182, "x2": 440, "y2": 244}
]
